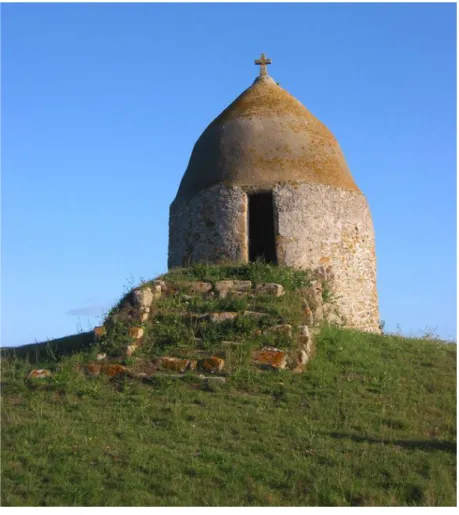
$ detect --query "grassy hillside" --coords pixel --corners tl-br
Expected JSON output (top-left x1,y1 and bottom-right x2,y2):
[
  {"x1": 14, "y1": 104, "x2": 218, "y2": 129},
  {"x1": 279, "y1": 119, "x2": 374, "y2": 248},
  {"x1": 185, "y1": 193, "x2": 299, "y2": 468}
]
[
  {"x1": 1, "y1": 327, "x2": 455, "y2": 506},
  {"x1": 1, "y1": 264, "x2": 456, "y2": 506}
]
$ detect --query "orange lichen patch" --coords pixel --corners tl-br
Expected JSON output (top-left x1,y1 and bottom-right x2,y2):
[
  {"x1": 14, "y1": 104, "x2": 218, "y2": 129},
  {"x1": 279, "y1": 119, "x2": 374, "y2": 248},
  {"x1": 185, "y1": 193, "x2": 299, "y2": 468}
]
[
  {"x1": 319, "y1": 256, "x2": 331, "y2": 266},
  {"x1": 198, "y1": 357, "x2": 225, "y2": 374},
  {"x1": 159, "y1": 358, "x2": 190, "y2": 373},
  {"x1": 26, "y1": 369, "x2": 52, "y2": 379},
  {"x1": 94, "y1": 326, "x2": 106, "y2": 339},
  {"x1": 79, "y1": 364, "x2": 102, "y2": 377},
  {"x1": 77, "y1": 364, "x2": 127, "y2": 378},
  {"x1": 252, "y1": 348, "x2": 287, "y2": 370},
  {"x1": 101, "y1": 364, "x2": 127, "y2": 378}
]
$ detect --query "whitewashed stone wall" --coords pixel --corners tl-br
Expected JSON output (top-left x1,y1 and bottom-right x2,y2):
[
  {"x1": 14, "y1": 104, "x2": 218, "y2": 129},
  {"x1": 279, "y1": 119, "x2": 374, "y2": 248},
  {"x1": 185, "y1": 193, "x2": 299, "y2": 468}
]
[
  {"x1": 168, "y1": 185, "x2": 248, "y2": 268},
  {"x1": 274, "y1": 183, "x2": 379, "y2": 333},
  {"x1": 168, "y1": 182, "x2": 380, "y2": 333}
]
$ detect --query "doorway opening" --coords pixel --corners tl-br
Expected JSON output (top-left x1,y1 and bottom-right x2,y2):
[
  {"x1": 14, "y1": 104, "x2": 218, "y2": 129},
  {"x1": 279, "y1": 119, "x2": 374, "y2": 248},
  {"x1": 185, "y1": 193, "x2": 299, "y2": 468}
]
[{"x1": 248, "y1": 192, "x2": 277, "y2": 264}]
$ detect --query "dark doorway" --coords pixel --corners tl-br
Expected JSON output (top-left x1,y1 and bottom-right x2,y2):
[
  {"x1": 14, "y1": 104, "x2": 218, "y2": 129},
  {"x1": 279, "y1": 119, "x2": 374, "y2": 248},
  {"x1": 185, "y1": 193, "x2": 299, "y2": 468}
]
[{"x1": 248, "y1": 192, "x2": 277, "y2": 264}]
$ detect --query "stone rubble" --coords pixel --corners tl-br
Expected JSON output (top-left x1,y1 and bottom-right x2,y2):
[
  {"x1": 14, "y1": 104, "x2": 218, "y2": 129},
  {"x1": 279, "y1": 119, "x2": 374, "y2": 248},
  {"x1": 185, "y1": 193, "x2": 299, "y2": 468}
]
[
  {"x1": 243, "y1": 310, "x2": 268, "y2": 319},
  {"x1": 126, "y1": 345, "x2": 138, "y2": 357},
  {"x1": 77, "y1": 364, "x2": 127, "y2": 378},
  {"x1": 198, "y1": 356, "x2": 225, "y2": 374},
  {"x1": 264, "y1": 324, "x2": 293, "y2": 338},
  {"x1": 128, "y1": 327, "x2": 144, "y2": 339},
  {"x1": 94, "y1": 326, "x2": 106, "y2": 339},
  {"x1": 92, "y1": 277, "x2": 331, "y2": 375},
  {"x1": 215, "y1": 280, "x2": 252, "y2": 298},
  {"x1": 252, "y1": 347, "x2": 288, "y2": 370},
  {"x1": 209, "y1": 312, "x2": 238, "y2": 323},
  {"x1": 26, "y1": 369, "x2": 52, "y2": 379},
  {"x1": 255, "y1": 283, "x2": 285, "y2": 297},
  {"x1": 182, "y1": 281, "x2": 212, "y2": 294}
]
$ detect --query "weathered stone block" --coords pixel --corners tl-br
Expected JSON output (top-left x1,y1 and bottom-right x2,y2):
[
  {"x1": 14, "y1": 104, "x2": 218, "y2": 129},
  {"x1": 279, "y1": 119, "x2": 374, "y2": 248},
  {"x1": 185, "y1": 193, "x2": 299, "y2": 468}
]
[
  {"x1": 298, "y1": 327, "x2": 313, "y2": 355},
  {"x1": 252, "y1": 347, "x2": 287, "y2": 370},
  {"x1": 78, "y1": 364, "x2": 101, "y2": 377},
  {"x1": 209, "y1": 312, "x2": 238, "y2": 323},
  {"x1": 198, "y1": 356, "x2": 225, "y2": 373},
  {"x1": 102, "y1": 364, "x2": 127, "y2": 377},
  {"x1": 183, "y1": 281, "x2": 212, "y2": 294},
  {"x1": 94, "y1": 326, "x2": 106, "y2": 339},
  {"x1": 140, "y1": 309, "x2": 150, "y2": 323},
  {"x1": 78, "y1": 364, "x2": 127, "y2": 378},
  {"x1": 304, "y1": 281, "x2": 323, "y2": 311},
  {"x1": 128, "y1": 327, "x2": 144, "y2": 339},
  {"x1": 255, "y1": 283, "x2": 285, "y2": 297},
  {"x1": 243, "y1": 311, "x2": 268, "y2": 319},
  {"x1": 158, "y1": 357, "x2": 190, "y2": 373},
  {"x1": 152, "y1": 280, "x2": 167, "y2": 291},
  {"x1": 297, "y1": 349, "x2": 309, "y2": 365},
  {"x1": 26, "y1": 369, "x2": 52, "y2": 379},
  {"x1": 298, "y1": 325, "x2": 311, "y2": 338},
  {"x1": 302, "y1": 299, "x2": 315, "y2": 326},
  {"x1": 264, "y1": 324, "x2": 292, "y2": 338},
  {"x1": 133, "y1": 288, "x2": 155, "y2": 309},
  {"x1": 198, "y1": 374, "x2": 227, "y2": 383},
  {"x1": 126, "y1": 344, "x2": 138, "y2": 357},
  {"x1": 128, "y1": 371, "x2": 148, "y2": 379},
  {"x1": 185, "y1": 313, "x2": 209, "y2": 321},
  {"x1": 215, "y1": 280, "x2": 252, "y2": 292}
]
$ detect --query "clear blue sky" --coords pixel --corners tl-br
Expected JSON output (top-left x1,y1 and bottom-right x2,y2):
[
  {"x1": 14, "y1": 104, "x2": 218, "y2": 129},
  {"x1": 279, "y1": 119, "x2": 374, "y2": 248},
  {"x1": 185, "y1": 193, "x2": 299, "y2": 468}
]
[{"x1": 1, "y1": 2, "x2": 456, "y2": 346}]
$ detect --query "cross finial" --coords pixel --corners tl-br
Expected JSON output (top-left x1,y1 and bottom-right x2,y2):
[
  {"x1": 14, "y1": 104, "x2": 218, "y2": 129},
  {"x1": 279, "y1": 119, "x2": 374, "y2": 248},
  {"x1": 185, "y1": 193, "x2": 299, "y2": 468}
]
[{"x1": 254, "y1": 53, "x2": 272, "y2": 78}]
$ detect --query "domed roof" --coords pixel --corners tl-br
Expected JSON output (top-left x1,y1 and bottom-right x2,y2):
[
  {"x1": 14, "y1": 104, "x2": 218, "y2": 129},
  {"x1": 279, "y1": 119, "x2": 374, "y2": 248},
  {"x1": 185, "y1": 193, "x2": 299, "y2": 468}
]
[{"x1": 175, "y1": 64, "x2": 360, "y2": 201}]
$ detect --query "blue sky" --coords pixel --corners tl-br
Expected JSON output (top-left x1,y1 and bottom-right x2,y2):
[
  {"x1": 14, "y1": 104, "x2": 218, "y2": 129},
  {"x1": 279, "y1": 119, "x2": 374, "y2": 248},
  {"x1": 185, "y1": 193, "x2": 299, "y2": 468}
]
[{"x1": 1, "y1": 2, "x2": 456, "y2": 346}]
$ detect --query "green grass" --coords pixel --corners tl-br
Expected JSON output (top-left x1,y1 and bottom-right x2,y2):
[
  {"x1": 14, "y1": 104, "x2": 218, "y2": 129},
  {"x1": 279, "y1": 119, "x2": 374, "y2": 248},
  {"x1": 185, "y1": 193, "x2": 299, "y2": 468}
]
[
  {"x1": 134, "y1": 289, "x2": 303, "y2": 362},
  {"x1": 100, "y1": 263, "x2": 320, "y2": 359},
  {"x1": 1, "y1": 326, "x2": 456, "y2": 506},
  {"x1": 156, "y1": 261, "x2": 314, "y2": 292}
]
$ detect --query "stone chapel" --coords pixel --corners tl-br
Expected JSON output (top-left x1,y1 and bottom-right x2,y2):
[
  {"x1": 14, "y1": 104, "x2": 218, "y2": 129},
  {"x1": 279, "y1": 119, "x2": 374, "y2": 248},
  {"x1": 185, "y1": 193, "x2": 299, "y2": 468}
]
[{"x1": 168, "y1": 54, "x2": 380, "y2": 332}]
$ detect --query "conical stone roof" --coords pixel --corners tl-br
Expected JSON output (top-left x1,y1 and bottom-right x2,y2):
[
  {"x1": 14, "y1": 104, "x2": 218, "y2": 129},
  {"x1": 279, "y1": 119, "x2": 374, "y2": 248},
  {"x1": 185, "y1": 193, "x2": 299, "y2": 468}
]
[{"x1": 175, "y1": 70, "x2": 360, "y2": 201}]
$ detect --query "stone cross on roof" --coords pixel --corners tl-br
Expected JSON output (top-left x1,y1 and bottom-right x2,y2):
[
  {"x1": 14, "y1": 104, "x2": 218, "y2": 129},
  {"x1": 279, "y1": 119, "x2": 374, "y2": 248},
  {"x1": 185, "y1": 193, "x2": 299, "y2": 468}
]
[{"x1": 254, "y1": 53, "x2": 271, "y2": 78}]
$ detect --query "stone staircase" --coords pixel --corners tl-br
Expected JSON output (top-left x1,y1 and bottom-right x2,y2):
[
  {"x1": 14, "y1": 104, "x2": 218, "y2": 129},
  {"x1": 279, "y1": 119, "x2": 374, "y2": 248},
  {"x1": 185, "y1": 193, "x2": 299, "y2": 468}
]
[{"x1": 86, "y1": 276, "x2": 336, "y2": 380}]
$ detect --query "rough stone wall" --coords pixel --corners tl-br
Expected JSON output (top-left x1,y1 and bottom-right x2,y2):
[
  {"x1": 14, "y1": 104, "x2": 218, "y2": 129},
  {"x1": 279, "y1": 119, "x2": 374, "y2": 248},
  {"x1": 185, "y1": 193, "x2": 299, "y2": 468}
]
[
  {"x1": 274, "y1": 183, "x2": 379, "y2": 333},
  {"x1": 168, "y1": 185, "x2": 248, "y2": 268},
  {"x1": 168, "y1": 182, "x2": 380, "y2": 333}
]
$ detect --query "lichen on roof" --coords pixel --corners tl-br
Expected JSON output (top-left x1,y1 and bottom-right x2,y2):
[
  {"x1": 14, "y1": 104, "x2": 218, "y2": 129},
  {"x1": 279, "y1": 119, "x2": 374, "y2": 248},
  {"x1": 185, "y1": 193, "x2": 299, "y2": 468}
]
[
  {"x1": 175, "y1": 75, "x2": 360, "y2": 201},
  {"x1": 213, "y1": 76, "x2": 317, "y2": 124}
]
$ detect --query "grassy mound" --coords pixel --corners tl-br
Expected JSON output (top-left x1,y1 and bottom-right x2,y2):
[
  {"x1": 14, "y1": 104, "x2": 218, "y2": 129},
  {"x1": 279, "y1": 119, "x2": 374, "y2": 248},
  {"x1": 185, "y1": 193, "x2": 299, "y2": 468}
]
[
  {"x1": 1, "y1": 323, "x2": 456, "y2": 506},
  {"x1": 99, "y1": 263, "x2": 331, "y2": 364}
]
